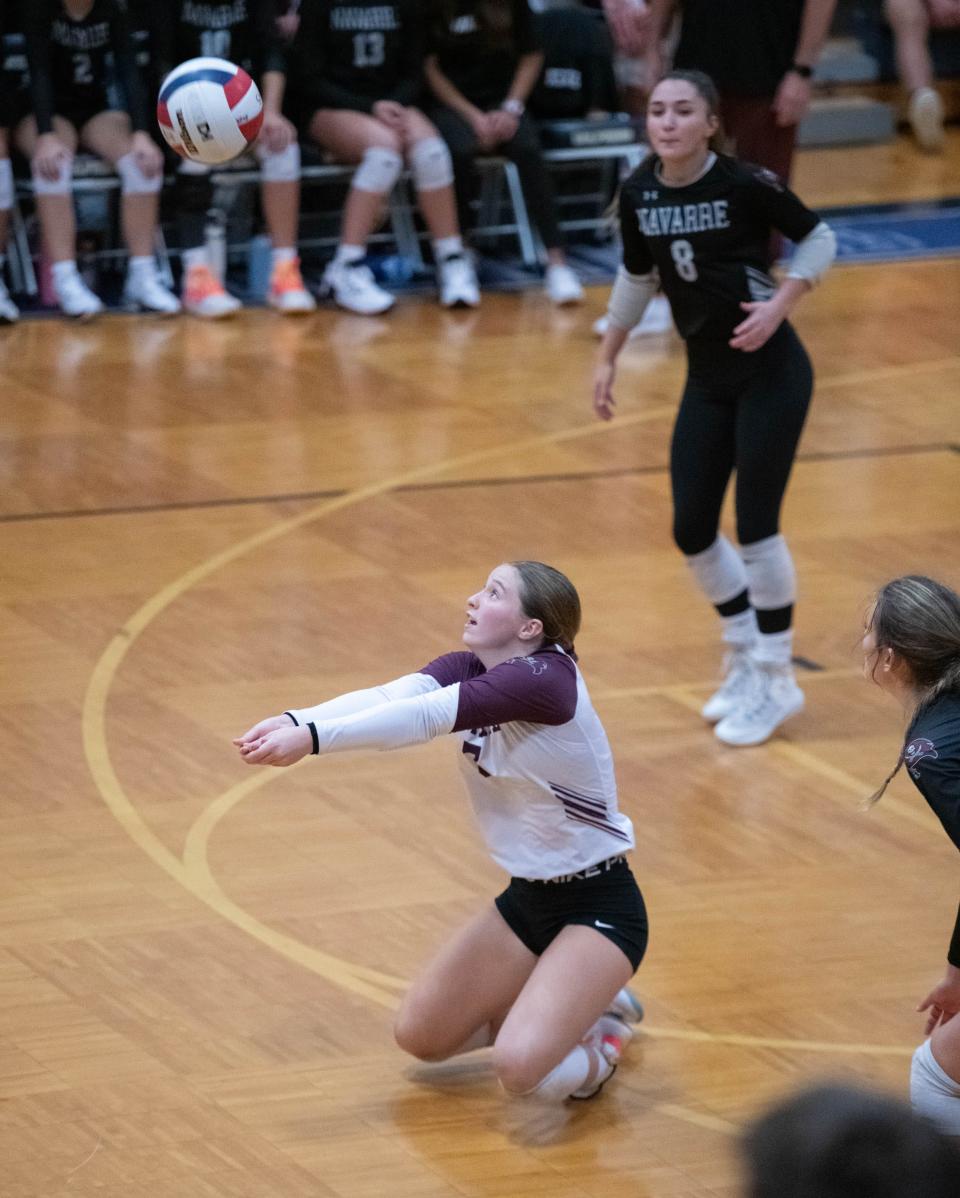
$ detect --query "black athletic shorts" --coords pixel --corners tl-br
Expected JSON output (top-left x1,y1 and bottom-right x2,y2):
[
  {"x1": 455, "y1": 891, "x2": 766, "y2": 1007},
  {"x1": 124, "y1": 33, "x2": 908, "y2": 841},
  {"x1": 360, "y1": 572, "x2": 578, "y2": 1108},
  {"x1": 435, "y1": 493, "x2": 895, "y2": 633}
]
[{"x1": 495, "y1": 855, "x2": 648, "y2": 972}]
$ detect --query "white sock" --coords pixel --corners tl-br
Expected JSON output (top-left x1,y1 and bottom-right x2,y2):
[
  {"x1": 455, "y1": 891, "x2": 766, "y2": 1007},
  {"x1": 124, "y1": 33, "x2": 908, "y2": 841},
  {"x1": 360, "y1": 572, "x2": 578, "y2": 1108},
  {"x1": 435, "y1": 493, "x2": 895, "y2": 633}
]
[
  {"x1": 183, "y1": 247, "x2": 207, "y2": 271},
  {"x1": 451, "y1": 1023, "x2": 494, "y2": 1056},
  {"x1": 518, "y1": 1044, "x2": 596, "y2": 1102},
  {"x1": 433, "y1": 235, "x2": 463, "y2": 261},
  {"x1": 128, "y1": 255, "x2": 154, "y2": 278},
  {"x1": 754, "y1": 629, "x2": 794, "y2": 667},
  {"x1": 911, "y1": 1039, "x2": 960, "y2": 1137},
  {"x1": 271, "y1": 246, "x2": 296, "y2": 268},
  {"x1": 333, "y1": 243, "x2": 365, "y2": 267},
  {"x1": 52, "y1": 259, "x2": 80, "y2": 285},
  {"x1": 722, "y1": 608, "x2": 759, "y2": 649}
]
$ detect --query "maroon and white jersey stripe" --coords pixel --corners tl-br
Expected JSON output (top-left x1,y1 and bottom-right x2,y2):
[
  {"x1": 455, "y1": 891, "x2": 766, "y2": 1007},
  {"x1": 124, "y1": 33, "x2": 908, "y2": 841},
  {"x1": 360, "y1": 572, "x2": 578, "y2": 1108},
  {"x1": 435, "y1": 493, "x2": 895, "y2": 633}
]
[{"x1": 420, "y1": 646, "x2": 635, "y2": 879}]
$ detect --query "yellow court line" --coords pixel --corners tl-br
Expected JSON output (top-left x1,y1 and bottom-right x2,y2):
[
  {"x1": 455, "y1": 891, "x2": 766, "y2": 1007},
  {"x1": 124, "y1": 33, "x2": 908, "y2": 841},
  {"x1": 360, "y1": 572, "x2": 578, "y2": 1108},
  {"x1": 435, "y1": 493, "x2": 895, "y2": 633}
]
[
  {"x1": 641, "y1": 1024, "x2": 912, "y2": 1058},
  {"x1": 661, "y1": 687, "x2": 939, "y2": 839},
  {"x1": 813, "y1": 356, "x2": 960, "y2": 391},
  {"x1": 651, "y1": 1103, "x2": 738, "y2": 1136},
  {"x1": 593, "y1": 665, "x2": 860, "y2": 702}
]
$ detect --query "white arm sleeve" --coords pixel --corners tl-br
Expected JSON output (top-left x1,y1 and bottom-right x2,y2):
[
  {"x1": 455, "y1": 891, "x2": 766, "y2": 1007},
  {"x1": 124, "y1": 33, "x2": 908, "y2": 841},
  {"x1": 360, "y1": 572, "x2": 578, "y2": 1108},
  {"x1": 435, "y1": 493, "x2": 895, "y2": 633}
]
[
  {"x1": 286, "y1": 672, "x2": 441, "y2": 726},
  {"x1": 308, "y1": 684, "x2": 461, "y2": 754},
  {"x1": 606, "y1": 266, "x2": 658, "y2": 330},
  {"x1": 785, "y1": 220, "x2": 836, "y2": 286}
]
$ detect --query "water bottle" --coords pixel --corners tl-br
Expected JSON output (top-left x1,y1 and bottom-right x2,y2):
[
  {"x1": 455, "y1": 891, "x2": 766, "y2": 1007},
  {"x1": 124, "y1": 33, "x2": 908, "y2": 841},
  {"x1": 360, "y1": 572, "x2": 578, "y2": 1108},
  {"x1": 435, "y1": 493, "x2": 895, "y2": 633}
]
[
  {"x1": 204, "y1": 208, "x2": 227, "y2": 283},
  {"x1": 245, "y1": 233, "x2": 272, "y2": 303},
  {"x1": 376, "y1": 254, "x2": 414, "y2": 287}
]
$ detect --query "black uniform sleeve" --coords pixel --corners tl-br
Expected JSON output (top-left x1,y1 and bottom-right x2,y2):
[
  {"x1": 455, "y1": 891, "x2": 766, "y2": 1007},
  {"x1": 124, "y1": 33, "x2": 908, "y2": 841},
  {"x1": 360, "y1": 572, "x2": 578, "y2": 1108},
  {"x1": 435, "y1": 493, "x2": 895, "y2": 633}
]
[
  {"x1": 618, "y1": 182, "x2": 655, "y2": 275},
  {"x1": 145, "y1": 0, "x2": 177, "y2": 82},
  {"x1": 383, "y1": 0, "x2": 423, "y2": 107},
  {"x1": 909, "y1": 739, "x2": 960, "y2": 855},
  {"x1": 511, "y1": 0, "x2": 540, "y2": 55},
  {"x1": 741, "y1": 163, "x2": 820, "y2": 244},
  {"x1": 254, "y1": 0, "x2": 288, "y2": 76},
  {"x1": 109, "y1": 0, "x2": 150, "y2": 130},
  {"x1": 905, "y1": 712, "x2": 960, "y2": 965},
  {"x1": 289, "y1": 0, "x2": 376, "y2": 113},
  {"x1": 22, "y1": 0, "x2": 57, "y2": 135}
]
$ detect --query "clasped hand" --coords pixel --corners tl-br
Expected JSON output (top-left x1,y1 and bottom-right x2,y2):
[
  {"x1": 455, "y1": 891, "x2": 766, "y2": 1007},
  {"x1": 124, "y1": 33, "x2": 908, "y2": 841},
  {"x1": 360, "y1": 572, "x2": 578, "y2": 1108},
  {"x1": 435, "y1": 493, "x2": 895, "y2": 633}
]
[{"x1": 233, "y1": 715, "x2": 312, "y2": 766}]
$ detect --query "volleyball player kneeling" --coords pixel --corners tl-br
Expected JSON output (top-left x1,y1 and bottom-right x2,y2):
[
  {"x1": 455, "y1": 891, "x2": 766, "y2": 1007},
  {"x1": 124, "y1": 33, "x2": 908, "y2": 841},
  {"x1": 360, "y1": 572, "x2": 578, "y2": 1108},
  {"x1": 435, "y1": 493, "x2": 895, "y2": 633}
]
[{"x1": 235, "y1": 561, "x2": 647, "y2": 1102}]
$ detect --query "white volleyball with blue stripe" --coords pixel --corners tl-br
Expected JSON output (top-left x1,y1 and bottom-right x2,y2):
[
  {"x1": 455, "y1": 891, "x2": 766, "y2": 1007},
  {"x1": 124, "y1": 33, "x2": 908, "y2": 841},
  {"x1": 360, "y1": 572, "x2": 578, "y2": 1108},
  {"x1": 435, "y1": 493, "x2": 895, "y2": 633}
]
[{"x1": 157, "y1": 57, "x2": 264, "y2": 165}]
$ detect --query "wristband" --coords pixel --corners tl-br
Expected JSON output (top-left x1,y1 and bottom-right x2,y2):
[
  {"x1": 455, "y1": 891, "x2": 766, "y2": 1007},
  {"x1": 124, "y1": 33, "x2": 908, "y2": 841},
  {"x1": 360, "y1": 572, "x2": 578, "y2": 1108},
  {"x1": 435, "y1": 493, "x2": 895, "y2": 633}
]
[
  {"x1": 501, "y1": 98, "x2": 525, "y2": 117},
  {"x1": 307, "y1": 721, "x2": 320, "y2": 755},
  {"x1": 790, "y1": 62, "x2": 813, "y2": 79},
  {"x1": 283, "y1": 710, "x2": 299, "y2": 725}
]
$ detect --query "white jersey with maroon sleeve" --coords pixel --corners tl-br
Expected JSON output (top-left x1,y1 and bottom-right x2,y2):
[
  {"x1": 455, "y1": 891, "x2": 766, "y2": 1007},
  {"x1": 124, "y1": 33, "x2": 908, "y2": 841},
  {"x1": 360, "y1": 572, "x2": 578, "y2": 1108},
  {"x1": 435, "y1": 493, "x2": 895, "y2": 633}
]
[{"x1": 419, "y1": 646, "x2": 635, "y2": 879}]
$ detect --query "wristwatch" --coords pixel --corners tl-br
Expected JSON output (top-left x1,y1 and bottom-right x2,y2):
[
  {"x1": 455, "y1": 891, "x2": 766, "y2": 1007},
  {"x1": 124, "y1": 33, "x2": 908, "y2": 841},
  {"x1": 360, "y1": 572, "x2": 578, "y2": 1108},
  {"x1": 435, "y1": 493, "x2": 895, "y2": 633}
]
[
  {"x1": 790, "y1": 62, "x2": 813, "y2": 79},
  {"x1": 501, "y1": 98, "x2": 525, "y2": 117}
]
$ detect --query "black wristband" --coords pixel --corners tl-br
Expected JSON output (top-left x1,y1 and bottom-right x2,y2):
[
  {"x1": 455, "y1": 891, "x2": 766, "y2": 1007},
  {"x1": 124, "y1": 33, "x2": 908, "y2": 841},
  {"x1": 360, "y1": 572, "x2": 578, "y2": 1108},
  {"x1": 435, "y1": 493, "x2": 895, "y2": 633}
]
[
  {"x1": 790, "y1": 62, "x2": 813, "y2": 79},
  {"x1": 307, "y1": 721, "x2": 320, "y2": 755},
  {"x1": 283, "y1": 711, "x2": 298, "y2": 726}
]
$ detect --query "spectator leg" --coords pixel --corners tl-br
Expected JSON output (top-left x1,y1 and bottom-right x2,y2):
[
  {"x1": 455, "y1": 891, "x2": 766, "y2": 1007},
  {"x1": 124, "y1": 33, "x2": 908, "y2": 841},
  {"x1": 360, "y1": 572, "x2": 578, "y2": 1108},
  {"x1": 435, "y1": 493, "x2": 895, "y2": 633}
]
[
  {"x1": 81, "y1": 111, "x2": 158, "y2": 257},
  {"x1": 501, "y1": 114, "x2": 566, "y2": 259},
  {"x1": 884, "y1": 0, "x2": 934, "y2": 92},
  {"x1": 15, "y1": 112, "x2": 78, "y2": 262},
  {"x1": 428, "y1": 107, "x2": 482, "y2": 237},
  {"x1": 307, "y1": 110, "x2": 403, "y2": 250}
]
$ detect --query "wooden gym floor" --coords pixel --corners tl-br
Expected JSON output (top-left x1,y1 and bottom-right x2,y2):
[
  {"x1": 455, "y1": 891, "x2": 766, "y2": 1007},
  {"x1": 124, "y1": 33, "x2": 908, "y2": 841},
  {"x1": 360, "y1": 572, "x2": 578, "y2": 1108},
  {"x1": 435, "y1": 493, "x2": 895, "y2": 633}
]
[{"x1": 1, "y1": 130, "x2": 959, "y2": 1197}]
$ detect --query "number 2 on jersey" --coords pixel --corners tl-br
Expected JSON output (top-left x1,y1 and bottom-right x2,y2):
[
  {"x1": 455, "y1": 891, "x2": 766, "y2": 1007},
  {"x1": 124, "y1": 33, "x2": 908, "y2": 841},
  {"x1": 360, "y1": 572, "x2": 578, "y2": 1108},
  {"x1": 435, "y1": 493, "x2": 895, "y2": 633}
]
[{"x1": 670, "y1": 238, "x2": 698, "y2": 282}]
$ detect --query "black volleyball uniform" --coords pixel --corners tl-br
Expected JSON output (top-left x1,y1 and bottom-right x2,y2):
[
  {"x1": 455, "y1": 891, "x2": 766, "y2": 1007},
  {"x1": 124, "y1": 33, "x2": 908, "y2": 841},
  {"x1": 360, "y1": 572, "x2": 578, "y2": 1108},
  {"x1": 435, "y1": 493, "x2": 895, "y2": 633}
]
[
  {"x1": 904, "y1": 692, "x2": 960, "y2": 970},
  {"x1": 619, "y1": 152, "x2": 819, "y2": 552},
  {"x1": 1, "y1": 3, "x2": 29, "y2": 130},
  {"x1": 287, "y1": 0, "x2": 424, "y2": 124},
  {"x1": 146, "y1": 0, "x2": 284, "y2": 86},
  {"x1": 529, "y1": 7, "x2": 617, "y2": 121},
  {"x1": 23, "y1": 0, "x2": 150, "y2": 134}
]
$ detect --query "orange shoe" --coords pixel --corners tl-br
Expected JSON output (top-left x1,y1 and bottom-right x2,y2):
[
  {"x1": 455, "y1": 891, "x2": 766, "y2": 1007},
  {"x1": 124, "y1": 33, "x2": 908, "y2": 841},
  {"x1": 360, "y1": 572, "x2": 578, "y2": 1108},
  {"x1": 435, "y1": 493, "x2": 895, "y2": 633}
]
[
  {"x1": 182, "y1": 263, "x2": 242, "y2": 319},
  {"x1": 267, "y1": 256, "x2": 316, "y2": 314}
]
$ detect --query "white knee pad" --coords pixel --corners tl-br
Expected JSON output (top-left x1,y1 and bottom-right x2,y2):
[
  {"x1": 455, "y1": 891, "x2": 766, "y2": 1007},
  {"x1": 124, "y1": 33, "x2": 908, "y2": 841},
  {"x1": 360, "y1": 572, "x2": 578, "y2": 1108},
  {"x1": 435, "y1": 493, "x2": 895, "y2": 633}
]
[
  {"x1": 255, "y1": 140, "x2": 300, "y2": 183},
  {"x1": 117, "y1": 151, "x2": 162, "y2": 195},
  {"x1": 740, "y1": 533, "x2": 796, "y2": 611},
  {"x1": 911, "y1": 1039, "x2": 960, "y2": 1137},
  {"x1": 31, "y1": 154, "x2": 74, "y2": 196},
  {"x1": 686, "y1": 535, "x2": 748, "y2": 606},
  {"x1": 351, "y1": 145, "x2": 402, "y2": 194},
  {"x1": 409, "y1": 136, "x2": 453, "y2": 191},
  {"x1": 0, "y1": 158, "x2": 13, "y2": 211}
]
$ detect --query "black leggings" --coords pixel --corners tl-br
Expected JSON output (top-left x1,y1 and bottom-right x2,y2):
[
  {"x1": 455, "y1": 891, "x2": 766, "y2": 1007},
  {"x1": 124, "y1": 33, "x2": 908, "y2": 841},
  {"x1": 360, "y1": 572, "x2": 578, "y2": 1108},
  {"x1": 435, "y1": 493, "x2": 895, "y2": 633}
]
[
  {"x1": 670, "y1": 322, "x2": 813, "y2": 554},
  {"x1": 429, "y1": 106, "x2": 564, "y2": 250}
]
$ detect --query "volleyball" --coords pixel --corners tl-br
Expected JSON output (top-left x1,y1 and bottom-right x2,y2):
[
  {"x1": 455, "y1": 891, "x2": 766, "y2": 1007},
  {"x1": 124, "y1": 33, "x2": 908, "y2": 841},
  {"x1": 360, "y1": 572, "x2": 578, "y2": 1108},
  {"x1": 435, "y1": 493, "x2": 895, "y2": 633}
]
[{"x1": 157, "y1": 57, "x2": 264, "y2": 165}]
